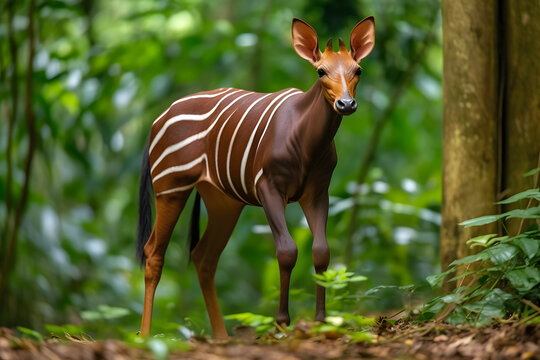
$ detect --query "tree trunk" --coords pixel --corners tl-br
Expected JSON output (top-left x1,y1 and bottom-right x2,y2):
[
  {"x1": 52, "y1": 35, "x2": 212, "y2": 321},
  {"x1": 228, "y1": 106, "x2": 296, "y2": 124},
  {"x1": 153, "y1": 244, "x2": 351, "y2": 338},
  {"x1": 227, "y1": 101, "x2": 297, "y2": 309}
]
[
  {"x1": 441, "y1": 0, "x2": 540, "y2": 289},
  {"x1": 441, "y1": 0, "x2": 500, "y2": 283},
  {"x1": 502, "y1": 0, "x2": 540, "y2": 235}
]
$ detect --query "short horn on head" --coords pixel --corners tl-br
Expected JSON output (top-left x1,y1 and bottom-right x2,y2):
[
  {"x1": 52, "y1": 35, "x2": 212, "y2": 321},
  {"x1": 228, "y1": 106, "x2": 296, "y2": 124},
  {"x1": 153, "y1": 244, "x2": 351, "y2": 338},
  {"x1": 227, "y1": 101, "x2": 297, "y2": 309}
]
[
  {"x1": 325, "y1": 38, "x2": 333, "y2": 52},
  {"x1": 338, "y1": 38, "x2": 347, "y2": 53}
]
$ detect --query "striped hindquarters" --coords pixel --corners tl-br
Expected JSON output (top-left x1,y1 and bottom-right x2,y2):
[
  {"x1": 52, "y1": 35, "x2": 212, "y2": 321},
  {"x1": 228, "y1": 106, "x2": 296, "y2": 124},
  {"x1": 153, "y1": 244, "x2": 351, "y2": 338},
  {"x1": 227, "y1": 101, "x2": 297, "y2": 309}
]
[{"x1": 148, "y1": 87, "x2": 302, "y2": 204}]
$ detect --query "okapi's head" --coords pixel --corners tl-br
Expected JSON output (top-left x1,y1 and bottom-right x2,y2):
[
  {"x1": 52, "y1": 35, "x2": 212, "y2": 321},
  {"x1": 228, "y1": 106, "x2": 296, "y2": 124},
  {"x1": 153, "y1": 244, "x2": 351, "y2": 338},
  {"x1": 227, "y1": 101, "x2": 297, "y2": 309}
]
[{"x1": 291, "y1": 17, "x2": 375, "y2": 115}]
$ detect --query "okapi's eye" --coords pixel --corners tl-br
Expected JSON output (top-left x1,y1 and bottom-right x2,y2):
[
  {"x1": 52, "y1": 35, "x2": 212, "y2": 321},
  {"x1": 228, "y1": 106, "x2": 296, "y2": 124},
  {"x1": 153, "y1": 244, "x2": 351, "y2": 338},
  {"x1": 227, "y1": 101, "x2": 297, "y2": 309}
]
[
  {"x1": 355, "y1": 67, "x2": 363, "y2": 76},
  {"x1": 317, "y1": 68, "x2": 326, "y2": 78}
]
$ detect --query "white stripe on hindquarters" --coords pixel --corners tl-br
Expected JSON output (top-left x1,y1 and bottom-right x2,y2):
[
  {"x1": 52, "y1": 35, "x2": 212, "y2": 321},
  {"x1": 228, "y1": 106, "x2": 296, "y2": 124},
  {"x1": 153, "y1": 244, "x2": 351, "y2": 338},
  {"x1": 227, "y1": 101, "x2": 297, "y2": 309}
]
[
  {"x1": 149, "y1": 89, "x2": 243, "y2": 154},
  {"x1": 152, "y1": 88, "x2": 232, "y2": 126},
  {"x1": 152, "y1": 154, "x2": 207, "y2": 183},
  {"x1": 150, "y1": 91, "x2": 252, "y2": 174},
  {"x1": 155, "y1": 182, "x2": 197, "y2": 197}
]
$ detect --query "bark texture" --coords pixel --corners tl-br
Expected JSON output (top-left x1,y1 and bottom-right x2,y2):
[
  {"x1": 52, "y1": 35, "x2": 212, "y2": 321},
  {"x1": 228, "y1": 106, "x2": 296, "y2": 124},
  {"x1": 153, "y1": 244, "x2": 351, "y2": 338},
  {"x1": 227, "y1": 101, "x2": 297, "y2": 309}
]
[
  {"x1": 441, "y1": 0, "x2": 499, "y2": 275},
  {"x1": 441, "y1": 0, "x2": 540, "y2": 289},
  {"x1": 502, "y1": 0, "x2": 540, "y2": 235}
]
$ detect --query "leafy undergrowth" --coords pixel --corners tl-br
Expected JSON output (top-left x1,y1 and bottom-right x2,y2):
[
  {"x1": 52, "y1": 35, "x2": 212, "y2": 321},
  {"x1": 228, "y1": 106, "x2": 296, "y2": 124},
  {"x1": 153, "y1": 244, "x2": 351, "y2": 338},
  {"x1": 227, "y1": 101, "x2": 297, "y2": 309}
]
[
  {"x1": 2, "y1": 320, "x2": 540, "y2": 360},
  {"x1": 2, "y1": 169, "x2": 538, "y2": 359},
  {"x1": 418, "y1": 168, "x2": 540, "y2": 326}
]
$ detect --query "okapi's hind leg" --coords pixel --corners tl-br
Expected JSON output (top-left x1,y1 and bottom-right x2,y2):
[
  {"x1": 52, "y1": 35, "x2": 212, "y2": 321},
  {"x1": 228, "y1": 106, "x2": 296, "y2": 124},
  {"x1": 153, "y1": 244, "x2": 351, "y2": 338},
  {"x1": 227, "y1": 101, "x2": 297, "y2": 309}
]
[
  {"x1": 191, "y1": 182, "x2": 244, "y2": 339},
  {"x1": 140, "y1": 190, "x2": 191, "y2": 336}
]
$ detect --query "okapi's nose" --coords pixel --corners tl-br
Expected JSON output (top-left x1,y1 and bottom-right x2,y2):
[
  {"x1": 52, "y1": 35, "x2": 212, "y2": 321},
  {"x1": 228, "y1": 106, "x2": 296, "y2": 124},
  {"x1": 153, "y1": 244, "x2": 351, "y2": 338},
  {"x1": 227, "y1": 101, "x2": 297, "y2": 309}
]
[{"x1": 335, "y1": 98, "x2": 357, "y2": 114}]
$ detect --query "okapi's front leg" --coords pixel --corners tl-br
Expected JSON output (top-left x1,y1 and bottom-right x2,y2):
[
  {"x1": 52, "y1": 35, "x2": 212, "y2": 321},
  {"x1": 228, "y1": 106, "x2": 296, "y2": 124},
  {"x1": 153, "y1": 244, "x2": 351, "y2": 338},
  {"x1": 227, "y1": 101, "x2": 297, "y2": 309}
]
[
  {"x1": 299, "y1": 187, "x2": 330, "y2": 322},
  {"x1": 258, "y1": 180, "x2": 298, "y2": 326}
]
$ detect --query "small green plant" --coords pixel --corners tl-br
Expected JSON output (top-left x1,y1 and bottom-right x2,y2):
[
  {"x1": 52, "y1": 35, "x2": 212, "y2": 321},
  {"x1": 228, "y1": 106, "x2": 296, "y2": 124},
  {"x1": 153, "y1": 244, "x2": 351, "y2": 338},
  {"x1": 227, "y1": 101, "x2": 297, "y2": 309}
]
[
  {"x1": 420, "y1": 168, "x2": 540, "y2": 326},
  {"x1": 17, "y1": 326, "x2": 44, "y2": 342},
  {"x1": 224, "y1": 312, "x2": 276, "y2": 335},
  {"x1": 310, "y1": 313, "x2": 375, "y2": 342},
  {"x1": 81, "y1": 305, "x2": 130, "y2": 321},
  {"x1": 225, "y1": 267, "x2": 373, "y2": 341},
  {"x1": 313, "y1": 267, "x2": 367, "y2": 312},
  {"x1": 123, "y1": 332, "x2": 190, "y2": 359},
  {"x1": 310, "y1": 267, "x2": 375, "y2": 342}
]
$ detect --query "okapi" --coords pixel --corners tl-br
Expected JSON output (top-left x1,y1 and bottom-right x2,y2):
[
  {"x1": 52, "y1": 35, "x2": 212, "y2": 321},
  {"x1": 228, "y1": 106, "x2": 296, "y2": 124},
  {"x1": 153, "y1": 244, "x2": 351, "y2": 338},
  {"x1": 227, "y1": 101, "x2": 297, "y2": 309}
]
[{"x1": 137, "y1": 16, "x2": 375, "y2": 338}]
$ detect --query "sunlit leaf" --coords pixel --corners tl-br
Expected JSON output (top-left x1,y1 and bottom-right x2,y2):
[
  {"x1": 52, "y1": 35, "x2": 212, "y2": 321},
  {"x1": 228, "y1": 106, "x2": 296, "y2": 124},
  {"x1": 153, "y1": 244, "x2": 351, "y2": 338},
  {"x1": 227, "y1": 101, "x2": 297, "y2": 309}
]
[
  {"x1": 349, "y1": 331, "x2": 372, "y2": 343},
  {"x1": 496, "y1": 188, "x2": 540, "y2": 204},
  {"x1": 17, "y1": 327, "x2": 43, "y2": 342},
  {"x1": 459, "y1": 215, "x2": 503, "y2": 227},
  {"x1": 45, "y1": 324, "x2": 85, "y2": 337},
  {"x1": 466, "y1": 234, "x2": 498, "y2": 248},
  {"x1": 523, "y1": 167, "x2": 540, "y2": 177},
  {"x1": 81, "y1": 305, "x2": 130, "y2": 321},
  {"x1": 342, "y1": 313, "x2": 377, "y2": 327},
  {"x1": 97, "y1": 305, "x2": 130, "y2": 320},
  {"x1": 225, "y1": 312, "x2": 274, "y2": 334},
  {"x1": 349, "y1": 275, "x2": 368, "y2": 282}
]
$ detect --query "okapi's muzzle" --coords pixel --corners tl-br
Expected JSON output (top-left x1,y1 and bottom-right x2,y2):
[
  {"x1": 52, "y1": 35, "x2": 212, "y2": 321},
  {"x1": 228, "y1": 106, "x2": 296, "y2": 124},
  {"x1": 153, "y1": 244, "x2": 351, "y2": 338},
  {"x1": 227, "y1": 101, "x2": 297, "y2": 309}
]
[{"x1": 335, "y1": 97, "x2": 357, "y2": 115}]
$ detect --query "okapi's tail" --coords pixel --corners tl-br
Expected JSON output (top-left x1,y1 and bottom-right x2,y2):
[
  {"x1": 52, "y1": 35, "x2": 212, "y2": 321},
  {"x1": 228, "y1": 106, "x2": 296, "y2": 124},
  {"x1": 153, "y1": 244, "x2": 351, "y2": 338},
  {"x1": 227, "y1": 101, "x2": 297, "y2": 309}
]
[
  {"x1": 136, "y1": 139, "x2": 152, "y2": 266},
  {"x1": 189, "y1": 192, "x2": 201, "y2": 254}
]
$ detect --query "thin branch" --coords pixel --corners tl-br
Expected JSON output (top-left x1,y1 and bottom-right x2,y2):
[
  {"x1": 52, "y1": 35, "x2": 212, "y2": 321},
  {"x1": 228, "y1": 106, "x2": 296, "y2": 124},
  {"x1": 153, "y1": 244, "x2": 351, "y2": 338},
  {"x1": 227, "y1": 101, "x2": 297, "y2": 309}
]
[
  {"x1": 1, "y1": 0, "x2": 18, "y2": 260},
  {"x1": 343, "y1": 16, "x2": 440, "y2": 264},
  {"x1": 0, "y1": 0, "x2": 37, "y2": 310}
]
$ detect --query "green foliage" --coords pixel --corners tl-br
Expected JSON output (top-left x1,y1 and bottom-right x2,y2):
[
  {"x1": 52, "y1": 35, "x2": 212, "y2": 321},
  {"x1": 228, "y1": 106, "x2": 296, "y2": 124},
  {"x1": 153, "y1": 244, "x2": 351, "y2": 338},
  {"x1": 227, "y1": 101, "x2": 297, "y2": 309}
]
[
  {"x1": 127, "y1": 335, "x2": 190, "y2": 359},
  {"x1": 227, "y1": 267, "x2": 376, "y2": 342},
  {"x1": 523, "y1": 168, "x2": 540, "y2": 177},
  {"x1": 313, "y1": 267, "x2": 367, "y2": 312},
  {"x1": 225, "y1": 312, "x2": 276, "y2": 335},
  {"x1": 310, "y1": 268, "x2": 375, "y2": 342},
  {"x1": 44, "y1": 323, "x2": 85, "y2": 338},
  {"x1": 81, "y1": 305, "x2": 130, "y2": 321},
  {"x1": 311, "y1": 314, "x2": 375, "y2": 342},
  {"x1": 420, "y1": 180, "x2": 540, "y2": 326},
  {"x1": 17, "y1": 326, "x2": 44, "y2": 342},
  {"x1": 313, "y1": 268, "x2": 368, "y2": 290}
]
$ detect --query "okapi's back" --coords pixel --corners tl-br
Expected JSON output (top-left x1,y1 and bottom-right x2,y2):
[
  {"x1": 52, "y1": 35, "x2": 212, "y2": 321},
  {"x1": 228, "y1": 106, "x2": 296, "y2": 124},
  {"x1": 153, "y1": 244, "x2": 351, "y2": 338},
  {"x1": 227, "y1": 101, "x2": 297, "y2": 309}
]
[{"x1": 148, "y1": 87, "x2": 303, "y2": 204}]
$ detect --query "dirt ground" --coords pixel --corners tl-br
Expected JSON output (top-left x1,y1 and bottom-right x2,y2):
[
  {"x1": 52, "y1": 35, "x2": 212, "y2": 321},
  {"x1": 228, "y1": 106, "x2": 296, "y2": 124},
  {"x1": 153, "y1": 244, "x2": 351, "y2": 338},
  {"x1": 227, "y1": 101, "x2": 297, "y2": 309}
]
[{"x1": 1, "y1": 321, "x2": 539, "y2": 360}]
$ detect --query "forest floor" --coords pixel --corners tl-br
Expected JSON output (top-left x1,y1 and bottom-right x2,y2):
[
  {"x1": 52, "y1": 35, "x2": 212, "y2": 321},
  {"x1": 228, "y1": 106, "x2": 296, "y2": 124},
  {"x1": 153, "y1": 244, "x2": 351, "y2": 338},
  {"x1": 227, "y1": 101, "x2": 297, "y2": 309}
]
[{"x1": 1, "y1": 320, "x2": 539, "y2": 360}]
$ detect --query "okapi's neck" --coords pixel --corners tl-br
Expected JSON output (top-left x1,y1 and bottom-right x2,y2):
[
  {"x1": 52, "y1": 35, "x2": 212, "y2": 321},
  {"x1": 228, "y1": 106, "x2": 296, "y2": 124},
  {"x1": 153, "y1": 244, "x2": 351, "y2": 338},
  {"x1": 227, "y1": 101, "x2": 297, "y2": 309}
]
[{"x1": 293, "y1": 80, "x2": 342, "y2": 159}]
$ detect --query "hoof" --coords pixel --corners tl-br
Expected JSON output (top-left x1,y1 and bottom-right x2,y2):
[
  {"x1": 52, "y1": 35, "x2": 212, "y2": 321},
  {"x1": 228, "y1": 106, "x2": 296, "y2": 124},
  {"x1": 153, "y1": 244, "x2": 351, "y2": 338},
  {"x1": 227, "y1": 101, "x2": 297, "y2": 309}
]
[
  {"x1": 276, "y1": 314, "x2": 291, "y2": 327},
  {"x1": 315, "y1": 312, "x2": 326, "y2": 323}
]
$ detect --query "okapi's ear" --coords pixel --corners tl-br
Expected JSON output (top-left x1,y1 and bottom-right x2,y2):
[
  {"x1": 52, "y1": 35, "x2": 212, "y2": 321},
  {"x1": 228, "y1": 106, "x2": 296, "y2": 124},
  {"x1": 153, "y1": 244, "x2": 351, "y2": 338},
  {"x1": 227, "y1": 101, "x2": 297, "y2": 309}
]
[
  {"x1": 292, "y1": 18, "x2": 322, "y2": 65},
  {"x1": 350, "y1": 16, "x2": 375, "y2": 63}
]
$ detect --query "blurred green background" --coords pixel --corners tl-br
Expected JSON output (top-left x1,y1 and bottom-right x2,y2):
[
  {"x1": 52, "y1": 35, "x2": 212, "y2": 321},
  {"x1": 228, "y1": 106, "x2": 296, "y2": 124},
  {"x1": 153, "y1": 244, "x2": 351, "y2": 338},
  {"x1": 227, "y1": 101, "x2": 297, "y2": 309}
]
[{"x1": 0, "y1": 0, "x2": 442, "y2": 336}]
